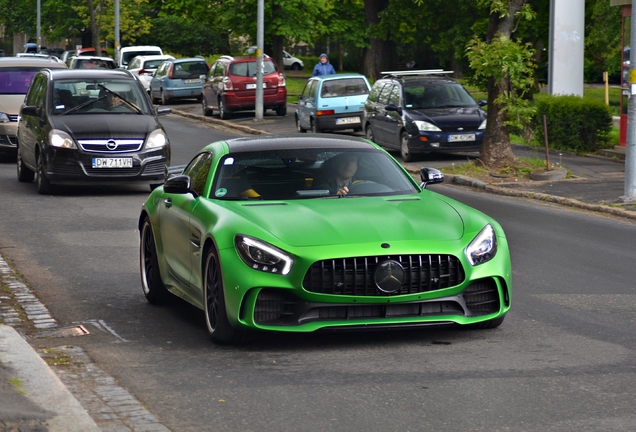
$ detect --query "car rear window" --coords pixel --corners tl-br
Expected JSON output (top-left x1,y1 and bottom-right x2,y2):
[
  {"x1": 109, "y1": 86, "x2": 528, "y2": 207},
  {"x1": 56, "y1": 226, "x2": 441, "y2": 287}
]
[
  {"x1": 122, "y1": 50, "x2": 162, "y2": 65},
  {"x1": 229, "y1": 60, "x2": 278, "y2": 77},
  {"x1": 142, "y1": 60, "x2": 166, "y2": 69},
  {"x1": 0, "y1": 68, "x2": 41, "y2": 94},
  {"x1": 320, "y1": 78, "x2": 369, "y2": 98},
  {"x1": 172, "y1": 61, "x2": 210, "y2": 79}
]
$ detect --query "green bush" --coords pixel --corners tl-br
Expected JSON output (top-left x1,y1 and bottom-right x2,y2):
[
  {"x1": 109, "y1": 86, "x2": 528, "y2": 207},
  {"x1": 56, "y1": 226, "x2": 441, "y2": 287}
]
[{"x1": 532, "y1": 95, "x2": 613, "y2": 153}]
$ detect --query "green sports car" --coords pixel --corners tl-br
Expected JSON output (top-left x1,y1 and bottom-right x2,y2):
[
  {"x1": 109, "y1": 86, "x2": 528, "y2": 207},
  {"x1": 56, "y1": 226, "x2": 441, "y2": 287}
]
[{"x1": 139, "y1": 134, "x2": 511, "y2": 343}]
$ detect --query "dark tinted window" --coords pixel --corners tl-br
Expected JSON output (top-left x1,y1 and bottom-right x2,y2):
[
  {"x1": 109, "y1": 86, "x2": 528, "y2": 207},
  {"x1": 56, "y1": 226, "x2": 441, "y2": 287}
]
[
  {"x1": 183, "y1": 152, "x2": 213, "y2": 196},
  {"x1": 172, "y1": 61, "x2": 209, "y2": 79},
  {"x1": 320, "y1": 78, "x2": 369, "y2": 98},
  {"x1": 404, "y1": 82, "x2": 476, "y2": 109},
  {"x1": 367, "y1": 82, "x2": 387, "y2": 103},
  {"x1": 229, "y1": 60, "x2": 278, "y2": 77},
  {"x1": 0, "y1": 68, "x2": 41, "y2": 94}
]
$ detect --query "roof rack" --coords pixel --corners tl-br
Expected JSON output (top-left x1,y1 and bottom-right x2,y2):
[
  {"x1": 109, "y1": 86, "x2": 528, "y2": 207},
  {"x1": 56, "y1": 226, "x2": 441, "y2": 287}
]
[{"x1": 381, "y1": 69, "x2": 454, "y2": 77}]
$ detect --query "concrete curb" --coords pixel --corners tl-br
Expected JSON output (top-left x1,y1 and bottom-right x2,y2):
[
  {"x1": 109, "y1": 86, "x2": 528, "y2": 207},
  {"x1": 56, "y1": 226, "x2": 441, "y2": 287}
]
[
  {"x1": 446, "y1": 173, "x2": 636, "y2": 221},
  {"x1": 0, "y1": 324, "x2": 100, "y2": 432},
  {"x1": 172, "y1": 108, "x2": 267, "y2": 135}
]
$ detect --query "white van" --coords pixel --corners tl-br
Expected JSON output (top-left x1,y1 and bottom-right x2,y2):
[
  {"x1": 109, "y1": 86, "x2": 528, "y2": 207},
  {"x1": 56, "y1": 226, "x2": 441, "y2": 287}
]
[{"x1": 117, "y1": 46, "x2": 163, "y2": 68}]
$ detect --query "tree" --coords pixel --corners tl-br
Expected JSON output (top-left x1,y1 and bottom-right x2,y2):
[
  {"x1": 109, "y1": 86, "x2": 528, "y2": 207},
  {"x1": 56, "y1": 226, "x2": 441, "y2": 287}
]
[{"x1": 465, "y1": 0, "x2": 537, "y2": 168}]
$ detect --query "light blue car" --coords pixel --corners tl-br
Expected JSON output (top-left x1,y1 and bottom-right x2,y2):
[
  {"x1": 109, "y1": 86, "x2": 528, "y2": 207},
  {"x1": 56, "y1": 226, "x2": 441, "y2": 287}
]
[
  {"x1": 295, "y1": 73, "x2": 371, "y2": 133},
  {"x1": 149, "y1": 58, "x2": 209, "y2": 104}
]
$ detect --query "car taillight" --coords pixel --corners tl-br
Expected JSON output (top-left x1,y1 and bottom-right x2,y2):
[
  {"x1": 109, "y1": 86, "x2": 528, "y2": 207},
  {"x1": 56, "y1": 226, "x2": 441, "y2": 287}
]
[
  {"x1": 167, "y1": 65, "x2": 173, "y2": 79},
  {"x1": 316, "y1": 110, "x2": 335, "y2": 116},
  {"x1": 278, "y1": 74, "x2": 286, "y2": 87},
  {"x1": 223, "y1": 77, "x2": 234, "y2": 91},
  {"x1": 138, "y1": 69, "x2": 147, "y2": 75}
]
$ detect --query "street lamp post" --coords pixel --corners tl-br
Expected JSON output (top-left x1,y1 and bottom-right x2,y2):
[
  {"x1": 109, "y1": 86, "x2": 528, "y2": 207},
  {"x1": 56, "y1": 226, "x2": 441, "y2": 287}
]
[
  {"x1": 624, "y1": 0, "x2": 636, "y2": 201},
  {"x1": 255, "y1": 0, "x2": 264, "y2": 122}
]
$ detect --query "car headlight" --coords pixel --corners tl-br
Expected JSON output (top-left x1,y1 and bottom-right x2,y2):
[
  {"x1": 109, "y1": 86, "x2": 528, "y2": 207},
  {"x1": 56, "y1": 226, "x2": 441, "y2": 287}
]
[
  {"x1": 49, "y1": 129, "x2": 77, "y2": 149},
  {"x1": 413, "y1": 120, "x2": 441, "y2": 132},
  {"x1": 466, "y1": 224, "x2": 497, "y2": 266},
  {"x1": 235, "y1": 235, "x2": 293, "y2": 275},
  {"x1": 0, "y1": 113, "x2": 10, "y2": 123},
  {"x1": 478, "y1": 119, "x2": 487, "y2": 130},
  {"x1": 146, "y1": 128, "x2": 167, "y2": 149}
]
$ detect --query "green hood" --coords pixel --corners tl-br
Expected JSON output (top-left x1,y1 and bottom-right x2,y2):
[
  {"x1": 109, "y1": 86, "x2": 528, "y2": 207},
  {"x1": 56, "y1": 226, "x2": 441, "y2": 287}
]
[{"x1": 228, "y1": 195, "x2": 464, "y2": 247}]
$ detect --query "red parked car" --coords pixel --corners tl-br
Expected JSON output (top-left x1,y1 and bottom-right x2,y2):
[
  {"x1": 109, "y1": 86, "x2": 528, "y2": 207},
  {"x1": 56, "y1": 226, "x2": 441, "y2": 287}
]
[{"x1": 201, "y1": 55, "x2": 287, "y2": 119}]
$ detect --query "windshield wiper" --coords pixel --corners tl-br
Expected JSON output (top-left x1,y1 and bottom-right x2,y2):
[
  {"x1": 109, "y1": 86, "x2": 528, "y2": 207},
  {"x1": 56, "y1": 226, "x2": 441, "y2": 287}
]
[{"x1": 97, "y1": 84, "x2": 143, "y2": 114}]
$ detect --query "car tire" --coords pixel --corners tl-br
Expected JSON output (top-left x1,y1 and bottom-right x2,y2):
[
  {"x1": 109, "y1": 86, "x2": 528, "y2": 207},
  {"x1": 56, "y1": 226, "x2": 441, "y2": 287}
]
[
  {"x1": 295, "y1": 116, "x2": 307, "y2": 133},
  {"x1": 161, "y1": 90, "x2": 169, "y2": 105},
  {"x1": 204, "y1": 246, "x2": 243, "y2": 344},
  {"x1": 291, "y1": 63, "x2": 302, "y2": 71},
  {"x1": 151, "y1": 90, "x2": 159, "y2": 105},
  {"x1": 36, "y1": 153, "x2": 54, "y2": 194},
  {"x1": 196, "y1": 95, "x2": 202, "y2": 102},
  {"x1": 465, "y1": 315, "x2": 506, "y2": 330},
  {"x1": 17, "y1": 146, "x2": 35, "y2": 183},
  {"x1": 400, "y1": 131, "x2": 415, "y2": 162},
  {"x1": 202, "y1": 96, "x2": 213, "y2": 116},
  {"x1": 275, "y1": 105, "x2": 287, "y2": 116},
  {"x1": 365, "y1": 124, "x2": 375, "y2": 142},
  {"x1": 218, "y1": 99, "x2": 231, "y2": 120},
  {"x1": 140, "y1": 217, "x2": 169, "y2": 303},
  {"x1": 311, "y1": 119, "x2": 320, "y2": 134}
]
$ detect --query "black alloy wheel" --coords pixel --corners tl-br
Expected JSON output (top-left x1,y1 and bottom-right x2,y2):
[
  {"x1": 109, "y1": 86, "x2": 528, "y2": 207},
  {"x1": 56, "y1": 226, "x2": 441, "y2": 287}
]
[
  {"x1": 400, "y1": 131, "x2": 415, "y2": 162},
  {"x1": 275, "y1": 105, "x2": 287, "y2": 116},
  {"x1": 218, "y1": 99, "x2": 231, "y2": 120},
  {"x1": 36, "y1": 153, "x2": 54, "y2": 194},
  {"x1": 204, "y1": 247, "x2": 241, "y2": 344},
  {"x1": 140, "y1": 218, "x2": 169, "y2": 303},
  {"x1": 17, "y1": 146, "x2": 35, "y2": 182}
]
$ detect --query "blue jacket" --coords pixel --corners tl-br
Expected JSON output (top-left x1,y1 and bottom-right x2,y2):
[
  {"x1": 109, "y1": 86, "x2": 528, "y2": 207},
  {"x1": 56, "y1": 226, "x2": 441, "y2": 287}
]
[{"x1": 312, "y1": 53, "x2": 336, "y2": 76}]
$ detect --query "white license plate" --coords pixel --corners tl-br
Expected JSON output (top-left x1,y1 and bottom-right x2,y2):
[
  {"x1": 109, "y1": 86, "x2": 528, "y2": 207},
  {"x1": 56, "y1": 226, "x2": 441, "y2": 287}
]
[
  {"x1": 92, "y1": 158, "x2": 133, "y2": 168},
  {"x1": 245, "y1": 83, "x2": 267, "y2": 89},
  {"x1": 448, "y1": 133, "x2": 476, "y2": 142},
  {"x1": 185, "y1": 79, "x2": 201, "y2": 84},
  {"x1": 335, "y1": 116, "x2": 361, "y2": 125}
]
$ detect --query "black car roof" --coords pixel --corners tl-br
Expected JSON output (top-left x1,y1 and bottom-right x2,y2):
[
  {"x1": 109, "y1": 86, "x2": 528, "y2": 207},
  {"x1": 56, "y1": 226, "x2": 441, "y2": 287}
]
[
  {"x1": 225, "y1": 134, "x2": 375, "y2": 152},
  {"x1": 46, "y1": 69, "x2": 135, "y2": 80}
]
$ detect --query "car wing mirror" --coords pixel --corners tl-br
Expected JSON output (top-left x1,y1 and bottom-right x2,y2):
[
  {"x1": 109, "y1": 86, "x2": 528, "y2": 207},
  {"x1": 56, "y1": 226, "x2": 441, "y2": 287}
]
[
  {"x1": 163, "y1": 175, "x2": 194, "y2": 195},
  {"x1": 477, "y1": 100, "x2": 487, "y2": 107},
  {"x1": 420, "y1": 167, "x2": 444, "y2": 188},
  {"x1": 156, "y1": 106, "x2": 172, "y2": 116},
  {"x1": 385, "y1": 103, "x2": 402, "y2": 116},
  {"x1": 20, "y1": 105, "x2": 40, "y2": 117}
]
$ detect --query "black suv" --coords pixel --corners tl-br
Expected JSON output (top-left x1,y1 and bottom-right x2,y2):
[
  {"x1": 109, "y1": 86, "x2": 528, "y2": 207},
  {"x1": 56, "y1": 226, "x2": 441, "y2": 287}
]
[
  {"x1": 363, "y1": 71, "x2": 487, "y2": 161},
  {"x1": 17, "y1": 68, "x2": 171, "y2": 194}
]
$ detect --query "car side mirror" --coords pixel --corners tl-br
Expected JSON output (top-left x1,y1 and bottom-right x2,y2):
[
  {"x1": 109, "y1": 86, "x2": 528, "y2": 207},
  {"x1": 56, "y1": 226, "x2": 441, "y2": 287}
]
[
  {"x1": 477, "y1": 100, "x2": 487, "y2": 107},
  {"x1": 163, "y1": 175, "x2": 195, "y2": 195},
  {"x1": 20, "y1": 106, "x2": 40, "y2": 117},
  {"x1": 156, "y1": 106, "x2": 172, "y2": 116},
  {"x1": 385, "y1": 103, "x2": 403, "y2": 116},
  {"x1": 420, "y1": 167, "x2": 444, "y2": 188}
]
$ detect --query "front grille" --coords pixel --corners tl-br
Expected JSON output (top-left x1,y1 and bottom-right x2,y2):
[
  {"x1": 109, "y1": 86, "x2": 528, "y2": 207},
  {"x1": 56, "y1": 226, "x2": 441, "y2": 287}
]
[
  {"x1": 77, "y1": 139, "x2": 144, "y2": 153},
  {"x1": 0, "y1": 135, "x2": 17, "y2": 146},
  {"x1": 253, "y1": 289, "x2": 464, "y2": 326},
  {"x1": 8, "y1": 114, "x2": 19, "y2": 122},
  {"x1": 303, "y1": 255, "x2": 464, "y2": 296},
  {"x1": 142, "y1": 161, "x2": 166, "y2": 176},
  {"x1": 462, "y1": 279, "x2": 500, "y2": 316},
  {"x1": 85, "y1": 166, "x2": 142, "y2": 177},
  {"x1": 51, "y1": 160, "x2": 81, "y2": 175}
]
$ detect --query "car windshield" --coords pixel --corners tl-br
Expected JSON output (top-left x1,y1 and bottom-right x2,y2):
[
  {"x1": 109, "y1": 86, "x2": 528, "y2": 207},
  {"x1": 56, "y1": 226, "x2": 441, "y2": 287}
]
[
  {"x1": 212, "y1": 148, "x2": 418, "y2": 200},
  {"x1": 52, "y1": 79, "x2": 150, "y2": 115},
  {"x1": 0, "y1": 68, "x2": 41, "y2": 94},
  {"x1": 403, "y1": 82, "x2": 477, "y2": 109},
  {"x1": 320, "y1": 78, "x2": 369, "y2": 98},
  {"x1": 171, "y1": 61, "x2": 209, "y2": 79},
  {"x1": 229, "y1": 60, "x2": 278, "y2": 77}
]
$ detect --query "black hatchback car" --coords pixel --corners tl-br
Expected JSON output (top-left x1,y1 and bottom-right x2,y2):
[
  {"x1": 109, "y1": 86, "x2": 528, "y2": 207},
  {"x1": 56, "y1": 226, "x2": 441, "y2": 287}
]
[
  {"x1": 17, "y1": 69, "x2": 171, "y2": 194},
  {"x1": 363, "y1": 70, "x2": 487, "y2": 161}
]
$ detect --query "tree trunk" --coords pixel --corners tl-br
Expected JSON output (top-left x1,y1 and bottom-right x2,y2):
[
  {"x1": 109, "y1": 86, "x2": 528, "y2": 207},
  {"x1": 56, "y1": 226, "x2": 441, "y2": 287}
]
[
  {"x1": 479, "y1": 0, "x2": 526, "y2": 168},
  {"x1": 363, "y1": 0, "x2": 397, "y2": 79},
  {"x1": 87, "y1": 0, "x2": 102, "y2": 53},
  {"x1": 271, "y1": 35, "x2": 284, "y2": 73}
]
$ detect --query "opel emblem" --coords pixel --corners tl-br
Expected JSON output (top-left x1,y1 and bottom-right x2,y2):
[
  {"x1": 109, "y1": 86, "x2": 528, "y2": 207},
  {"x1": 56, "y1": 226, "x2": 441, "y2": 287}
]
[
  {"x1": 374, "y1": 260, "x2": 405, "y2": 294},
  {"x1": 106, "y1": 139, "x2": 118, "y2": 150}
]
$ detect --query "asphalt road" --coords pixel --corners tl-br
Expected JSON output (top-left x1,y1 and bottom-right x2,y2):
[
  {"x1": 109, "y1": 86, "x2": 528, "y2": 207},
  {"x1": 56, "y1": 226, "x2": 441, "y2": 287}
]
[{"x1": 1, "y1": 114, "x2": 636, "y2": 431}]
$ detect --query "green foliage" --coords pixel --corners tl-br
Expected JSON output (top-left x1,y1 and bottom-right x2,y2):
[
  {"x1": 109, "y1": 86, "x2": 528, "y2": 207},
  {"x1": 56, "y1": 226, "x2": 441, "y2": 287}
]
[
  {"x1": 532, "y1": 95, "x2": 613, "y2": 153},
  {"x1": 466, "y1": 34, "x2": 537, "y2": 134},
  {"x1": 137, "y1": 16, "x2": 227, "y2": 57}
]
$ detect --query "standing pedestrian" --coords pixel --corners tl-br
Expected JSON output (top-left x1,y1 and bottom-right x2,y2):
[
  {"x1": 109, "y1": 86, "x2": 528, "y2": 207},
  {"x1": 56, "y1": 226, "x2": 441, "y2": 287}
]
[{"x1": 312, "y1": 53, "x2": 336, "y2": 76}]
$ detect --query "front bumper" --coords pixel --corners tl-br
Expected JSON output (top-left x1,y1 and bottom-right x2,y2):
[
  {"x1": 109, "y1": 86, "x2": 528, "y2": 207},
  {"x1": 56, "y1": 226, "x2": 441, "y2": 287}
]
[
  {"x1": 41, "y1": 147, "x2": 169, "y2": 185},
  {"x1": 166, "y1": 86, "x2": 203, "y2": 100},
  {"x1": 407, "y1": 130, "x2": 485, "y2": 153},
  {"x1": 0, "y1": 121, "x2": 18, "y2": 153}
]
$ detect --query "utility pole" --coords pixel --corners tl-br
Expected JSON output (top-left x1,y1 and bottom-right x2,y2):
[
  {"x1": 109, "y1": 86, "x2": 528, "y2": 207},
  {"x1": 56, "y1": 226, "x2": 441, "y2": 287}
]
[
  {"x1": 37, "y1": 0, "x2": 41, "y2": 51},
  {"x1": 255, "y1": 0, "x2": 264, "y2": 122},
  {"x1": 624, "y1": 0, "x2": 636, "y2": 201},
  {"x1": 115, "y1": 0, "x2": 120, "y2": 66}
]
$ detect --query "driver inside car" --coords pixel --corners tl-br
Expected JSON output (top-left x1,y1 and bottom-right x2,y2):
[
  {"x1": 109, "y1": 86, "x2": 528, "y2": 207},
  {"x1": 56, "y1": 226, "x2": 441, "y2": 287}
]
[{"x1": 315, "y1": 153, "x2": 360, "y2": 196}]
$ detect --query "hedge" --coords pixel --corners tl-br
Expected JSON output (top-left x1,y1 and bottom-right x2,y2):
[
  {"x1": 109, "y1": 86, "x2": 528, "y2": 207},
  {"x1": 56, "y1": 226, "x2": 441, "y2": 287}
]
[{"x1": 532, "y1": 95, "x2": 613, "y2": 153}]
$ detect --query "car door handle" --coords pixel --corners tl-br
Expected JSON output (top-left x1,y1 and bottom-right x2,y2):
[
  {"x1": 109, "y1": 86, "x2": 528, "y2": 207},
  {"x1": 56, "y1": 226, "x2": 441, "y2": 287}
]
[{"x1": 163, "y1": 198, "x2": 172, "y2": 208}]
